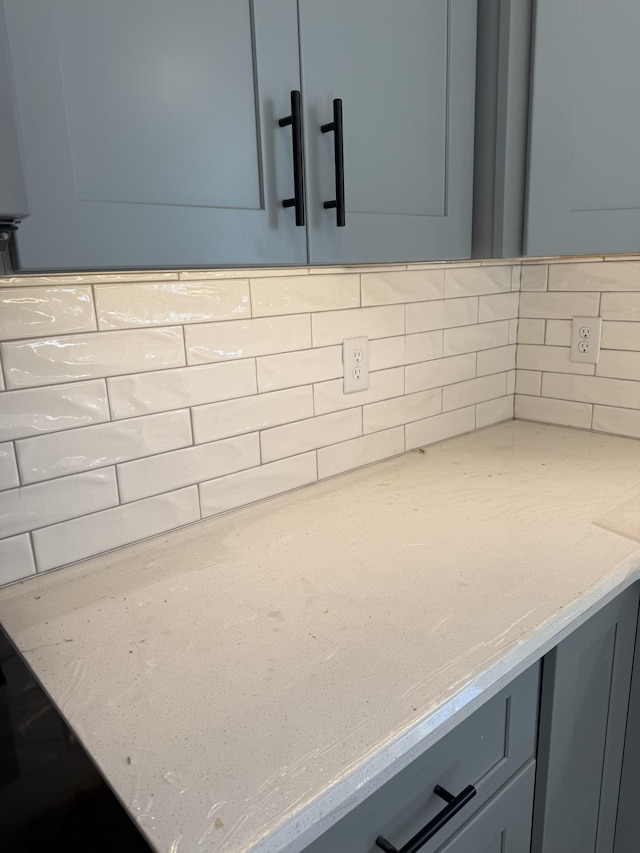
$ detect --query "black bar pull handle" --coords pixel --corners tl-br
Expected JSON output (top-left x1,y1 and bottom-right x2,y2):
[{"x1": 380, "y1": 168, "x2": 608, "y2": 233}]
[
  {"x1": 321, "y1": 98, "x2": 345, "y2": 227},
  {"x1": 279, "y1": 90, "x2": 305, "y2": 226},
  {"x1": 375, "y1": 784, "x2": 477, "y2": 853}
]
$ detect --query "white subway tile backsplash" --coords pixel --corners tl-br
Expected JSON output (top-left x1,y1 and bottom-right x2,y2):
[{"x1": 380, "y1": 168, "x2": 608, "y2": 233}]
[
  {"x1": 261, "y1": 410, "x2": 361, "y2": 463},
  {"x1": 118, "y1": 434, "x2": 260, "y2": 503},
  {"x1": 186, "y1": 315, "x2": 310, "y2": 364},
  {"x1": 515, "y1": 370, "x2": 542, "y2": 396},
  {"x1": 507, "y1": 370, "x2": 516, "y2": 395},
  {"x1": 0, "y1": 469, "x2": 118, "y2": 538},
  {"x1": 404, "y1": 331, "x2": 444, "y2": 365},
  {"x1": 406, "y1": 297, "x2": 478, "y2": 333},
  {"x1": 0, "y1": 443, "x2": 18, "y2": 490},
  {"x1": 478, "y1": 292, "x2": 519, "y2": 323},
  {"x1": 406, "y1": 406, "x2": 476, "y2": 450},
  {"x1": 477, "y1": 345, "x2": 517, "y2": 377},
  {"x1": 361, "y1": 269, "x2": 444, "y2": 305},
  {"x1": 443, "y1": 373, "x2": 507, "y2": 412},
  {"x1": 108, "y1": 360, "x2": 257, "y2": 418},
  {"x1": 200, "y1": 453, "x2": 317, "y2": 517},
  {"x1": 548, "y1": 261, "x2": 640, "y2": 291},
  {"x1": 0, "y1": 535, "x2": 36, "y2": 584},
  {"x1": 445, "y1": 265, "x2": 512, "y2": 297},
  {"x1": 520, "y1": 266, "x2": 548, "y2": 291},
  {"x1": 0, "y1": 380, "x2": 109, "y2": 441},
  {"x1": 181, "y1": 268, "x2": 307, "y2": 280},
  {"x1": 318, "y1": 427, "x2": 405, "y2": 479},
  {"x1": 511, "y1": 266, "x2": 522, "y2": 291},
  {"x1": 545, "y1": 320, "x2": 572, "y2": 347},
  {"x1": 2, "y1": 327, "x2": 185, "y2": 389},
  {"x1": 596, "y1": 350, "x2": 640, "y2": 381},
  {"x1": 601, "y1": 293, "x2": 640, "y2": 321},
  {"x1": 0, "y1": 287, "x2": 96, "y2": 340},
  {"x1": 33, "y1": 487, "x2": 200, "y2": 572},
  {"x1": 0, "y1": 272, "x2": 179, "y2": 287},
  {"x1": 517, "y1": 345, "x2": 595, "y2": 375},
  {"x1": 314, "y1": 367, "x2": 404, "y2": 415},
  {"x1": 444, "y1": 321, "x2": 510, "y2": 356},
  {"x1": 542, "y1": 373, "x2": 640, "y2": 410},
  {"x1": 592, "y1": 406, "x2": 640, "y2": 440},
  {"x1": 363, "y1": 389, "x2": 441, "y2": 434},
  {"x1": 519, "y1": 292, "x2": 600, "y2": 319},
  {"x1": 257, "y1": 346, "x2": 341, "y2": 392},
  {"x1": 515, "y1": 395, "x2": 592, "y2": 429},
  {"x1": 518, "y1": 319, "x2": 546, "y2": 345},
  {"x1": 405, "y1": 353, "x2": 476, "y2": 394},
  {"x1": 602, "y1": 321, "x2": 640, "y2": 351},
  {"x1": 192, "y1": 387, "x2": 313, "y2": 444},
  {"x1": 16, "y1": 410, "x2": 192, "y2": 484},
  {"x1": 311, "y1": 305, "x2": 404, "y2": 347},
  {"x1": 251, "y1": 274, "x2": 359, "y2": 316},
  {"x1": 369, "y1": 336, "x2": 407, "y2": 371},
  {"x1": 476, "y1": 395, "x2": 514, "y2": 428}
]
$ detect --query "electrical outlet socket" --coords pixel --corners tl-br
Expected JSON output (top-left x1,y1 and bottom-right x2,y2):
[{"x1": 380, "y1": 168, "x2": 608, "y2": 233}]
[
  {"x1": 343, "y1": 337, "x2": 369, "y2": 393},
  {"x1": 570, "y1": 316, "x2": 602, "y2": 364}
]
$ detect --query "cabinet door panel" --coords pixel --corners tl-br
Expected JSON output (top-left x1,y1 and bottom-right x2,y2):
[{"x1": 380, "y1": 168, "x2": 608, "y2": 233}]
[
  {"x1": 3, "y1": 0, "x2": 306, "y2": 270},
  {"x1": 525, "y1": 0, "x2": 640, "y2": 256},
  {"x1": 298, "y1": 0, "x2": 477, "y2": 264}
]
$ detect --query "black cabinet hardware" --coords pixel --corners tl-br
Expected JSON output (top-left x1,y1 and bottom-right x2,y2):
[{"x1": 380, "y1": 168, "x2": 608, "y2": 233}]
[
  {"x1": 279, "y1": 90, "x2": 305, "y2": 226},
  {"x1": 321, "y1": 98, "x2": 345, "y2": 226}
]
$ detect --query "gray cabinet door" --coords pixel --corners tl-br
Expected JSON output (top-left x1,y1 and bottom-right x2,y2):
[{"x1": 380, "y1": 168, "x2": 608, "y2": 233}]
[
  {"x1": 525, "y1": 0, "x2": 640, "y2": 256},
  {"x1": 614, "y1": 608, "x2": 640, "y2": 853},
  {"x1": 298, "y1": 0, "x2": 478, "y2": 265},
  {"x1": 3, "y1": 0, "x2": 306, "y2": 271},
  {"x1": 532, "y1": 586, "x2": 640, "y2": 853}
]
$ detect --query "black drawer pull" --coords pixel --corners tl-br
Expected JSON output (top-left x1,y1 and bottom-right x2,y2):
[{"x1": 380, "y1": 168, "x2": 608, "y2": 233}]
[
  {"x1": 279, "y1": 90, "x2": 305, "y2": 226},
  {"x1": 321, "y1": 98, "x2": 345, "y2": 226},
  {"x1": 375, "y1": 784, "x2": 477, "y2": 853}
]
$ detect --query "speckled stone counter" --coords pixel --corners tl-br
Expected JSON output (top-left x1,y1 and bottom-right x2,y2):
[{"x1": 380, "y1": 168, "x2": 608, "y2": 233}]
[{"x1": 1, "y1": 421, "x2": 639, "y2": 853}]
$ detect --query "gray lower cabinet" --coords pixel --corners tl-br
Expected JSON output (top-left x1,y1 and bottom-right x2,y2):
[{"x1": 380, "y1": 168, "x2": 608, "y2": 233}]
[
  {"x1": 525, "y1": 0, "x2": 640, "y2": 256},
  {"x1": 531, "y1": 586, "x2": 640, "y2": 853},
  {"x1": 2, "y1": 0, "x2": 478, "y2": 271},
  {"x1": 613, "y1": 608, "x2": 640, "y2": 852}
]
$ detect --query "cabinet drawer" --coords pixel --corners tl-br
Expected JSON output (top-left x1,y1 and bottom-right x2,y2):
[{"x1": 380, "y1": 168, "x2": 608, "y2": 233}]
[{"x1": 305, "y1": 663, "x2": 539, "y2": 853}]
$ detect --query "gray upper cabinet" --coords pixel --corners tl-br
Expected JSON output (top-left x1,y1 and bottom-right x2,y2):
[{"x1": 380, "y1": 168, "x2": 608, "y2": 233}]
[
  {"x1": 3, "y1": 0, "x2": 306, "y2": 270},
  {"x1": 525, "y1": 0, "x2": 640, "y2": 256},
  {"x1": 2, "y1": 0, "x2": 479, "y2": 272},
  {"x1": 299, "y1": 0, "x2": 478, "y2": 265}
]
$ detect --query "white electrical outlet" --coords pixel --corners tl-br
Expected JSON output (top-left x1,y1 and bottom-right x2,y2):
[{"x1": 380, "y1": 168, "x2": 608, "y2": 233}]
[
  {"x1": 343, "y1": 336, "x2": 369, "y2": 393},
  {"x1": 570, "y1": 316, "x2": 602, "y2": 364}
]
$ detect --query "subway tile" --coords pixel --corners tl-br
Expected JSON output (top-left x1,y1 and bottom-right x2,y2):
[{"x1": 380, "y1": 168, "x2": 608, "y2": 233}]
[
  {"x1": 515, "y1": 395, "x2": 592, "y2": 429},
  {"x1": 118, "y1": 433, "x2": 259, "y2": 503},
  {"x1": 363, "y1": 389, "x2": 441, "y2": 433},
  {"x1": 0, "y1": 443, "x2": 19, "y2": 490},
  {"x1": 251, "y1": 274, "x2": 359, "y2": 316},
  {"x1": 192, "y1": 387, "x2": 313, "y2": 444},
  {"x1": 33, "y1": 487, "x2": 200, "y2": 572},
  {"x1": 601, "y1": 321, "x2": 640, "y2": 351},
  {"x1": 369, "y1": 336, "x2": 407, "y2": 371},
  {"x1": 257, "y1": 346, "x2": 341, "y2": 392},
  {"x1": 311, "y1": 305, "x2": 404, "y2": 347},
  {"x1": 95, "y1": 280, "x2": 250, "y2": 329},
  {"x1": 361, "y1": 269, "x2": 444, "y2": 305},
  {"x1": 476, "y1": 395, "x2": 514, "y2": 429},
  {"x1": 314, "y1": 367, "x2": 404, "y2": 415},
  {"x1": 405, "y1": 353, "x2": 476, "y2": 394},
  {"x1": 318, "y1": 427, "x2": 405, "y2": 479},
  {"x1": 545, "y1": 320, "x2": 572, "y2": 347},
  {"x1": 0, "y1": 534, "x2": 36, "y2": 585},
  {"x1": 310, "y1": 264, "x2": 406, "y2": 275},
  {"x1": 520, "y1": 265, "x2": 548, "y2": 291},
  {"x1": 443, "y1": 373, "x2": 507, "y2": 412},
  {"x1": 596, "y1": 350, "x2": 640, "y2": 381},
  {"x1": 478, "y1": 292, "x2": 519, "y2": 323},
  {"x1": 2, "y1": 327, "x2": 185, "y2": 389},
  {"x1": 477, "y1": 345, "x2": 516, "y2": 376},
  {"x1": 0, "y1": 351, "x2": 4, "y2": 390},
  {"x1": 603, "y1": 255, "x2": 640, "y2": 262},
  {"x1": 517, "y1": 318, "x2": 546, "y2": 345},
  {"x1": 515, "y1": 370, "x2": 542, "y2": 396},
  {"x1": 445, "y1": 265, "x2": 512, "y2": 297},
  {"x1": 0, "y1": 380, "x2": 109, "y2": 441},
  {"x1": 200, "y1": 453, "x2": 317, "y2": 517},
  {"x1": 601, "y1": 293, "x2": 640, "y2": 321},
  {"x1": 406, "y1": 406, "x2": 476, "y2": 450},
  {"x1": 444, "y1": 321, "x2": 510, "y2": 356},
  {"x1": 511, "y1": 266, "x2": 522, "y2": 291},
  {"x1": 16, "y1": 410, "x2": 192, "y2": 484},
  {"x1": 519, "y1": 291, "x2": 600, "y2": 319},
  {"x1": 507, "y1": 370, "x2": 516, "y2": 395},
  {"x1": 509, "y1": 318, "x2": 519, "y2": 344},
  {"x1": 108, "y1": 360, "x2": 257, "y2": 419},
  {"x1": 548, "y1": 261, "x2": 640, "y2": 291},
  {"x1": 261, "y1": 409, "x2": 361, "y2": 464},
  {"x1": 186, "y1": 315, "x2": 310, "y2": 364},
  {"x1": 592, "y1": 406, "x2": 640, "y2": 440},
  {"x1": 0, "y1": 287, "x2": 96, "y2": 341},
  {"x1": 0, "y1": 272, "x2": 179, "y2": 287},
  {"x1": 181, "y1": 267, "x2": 308, "y2": 280},
  {"x1": 404, "y1": 330, "x2": 443, "y2": 365},
  {"x1": 542, "y1": 373, "x2": 640, "y2": 410},
  {"x1": 0, "y1": 469, "x2": 118, "y2": 538},
  {"x1": 406, "y1": 297, "x2": 478, "y2": 333},
  {"x1": 517, "y1": 345, "x2": 595, "y2": 375}
]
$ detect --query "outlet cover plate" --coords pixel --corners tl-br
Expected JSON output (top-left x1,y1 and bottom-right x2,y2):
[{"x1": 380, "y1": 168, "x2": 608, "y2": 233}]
[
  {"x1": 343, "y1": 336, "x2": 369, "y2": 393},
  {"x1": 571, "y1": 316, "x2": 602, "y2": 364}
]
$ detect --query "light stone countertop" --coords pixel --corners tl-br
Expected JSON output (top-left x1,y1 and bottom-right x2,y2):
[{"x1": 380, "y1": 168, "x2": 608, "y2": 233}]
[{"x1": 1, "y1": 421, "x2": 640, "y2": 853}]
